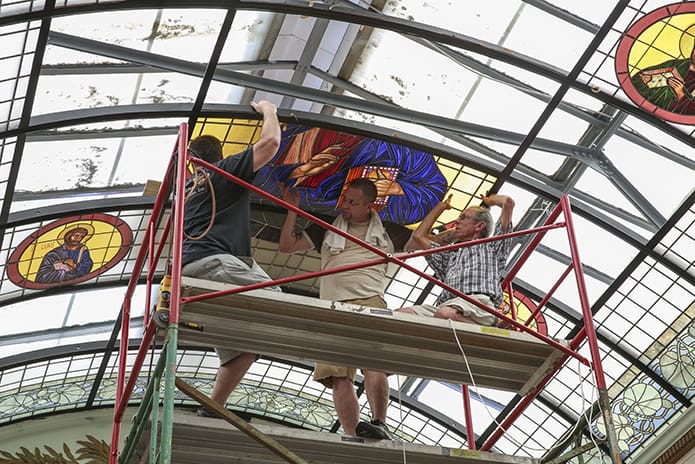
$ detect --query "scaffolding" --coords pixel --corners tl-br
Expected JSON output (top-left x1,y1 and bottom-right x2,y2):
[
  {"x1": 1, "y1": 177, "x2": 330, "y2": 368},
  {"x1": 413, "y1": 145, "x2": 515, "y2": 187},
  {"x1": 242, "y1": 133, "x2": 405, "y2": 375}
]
[{"x1": 109, "y1": 123, "x2": 623, "y2": 464}]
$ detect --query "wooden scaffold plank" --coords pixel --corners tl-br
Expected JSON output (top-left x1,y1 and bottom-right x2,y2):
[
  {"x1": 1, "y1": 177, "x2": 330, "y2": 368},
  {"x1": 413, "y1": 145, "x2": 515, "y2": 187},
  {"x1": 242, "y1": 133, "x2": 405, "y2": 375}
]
[
  {"x1": 133, "y1": 410, "x2": 541, "y2": 464},
  {"x1": 177, "y1": 277, "x2": 568, "y2": 395}
]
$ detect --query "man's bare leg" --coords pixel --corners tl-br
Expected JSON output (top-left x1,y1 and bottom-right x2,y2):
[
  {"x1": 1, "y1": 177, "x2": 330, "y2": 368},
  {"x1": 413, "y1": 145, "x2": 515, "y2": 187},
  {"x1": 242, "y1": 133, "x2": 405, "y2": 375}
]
[
  {"x1": 210, "y1": 352, "x2": 256, "y2": 406},
  {"x1": 331, "y1": 376, "x2": 359, "y2": 436},
  {"x1": 434, "y1": 305, "x2": 477, "y2": 324},
  {"x1": 363, "y1": 370, "x2": 389, "y2": 422},
  {"x1": 396, "y1": 307, "x2": 417, "y2": 315}
]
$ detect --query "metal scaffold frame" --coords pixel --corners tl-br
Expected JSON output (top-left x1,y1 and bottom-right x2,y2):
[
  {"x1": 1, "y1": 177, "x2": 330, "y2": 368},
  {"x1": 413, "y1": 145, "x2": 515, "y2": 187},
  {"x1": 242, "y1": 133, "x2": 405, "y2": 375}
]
[{"x1": 109, "y1": 123, "x2": 623, "y2": 464}]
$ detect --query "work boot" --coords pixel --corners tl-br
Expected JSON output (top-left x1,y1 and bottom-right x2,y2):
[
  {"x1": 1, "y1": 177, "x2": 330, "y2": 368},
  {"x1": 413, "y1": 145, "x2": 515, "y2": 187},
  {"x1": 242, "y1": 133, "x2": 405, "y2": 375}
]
[
  {"x1": 196, "y1": 406, "x2": 217, "y2": 418},
  {"x1": 356, "y1": 419, "x2": 394, "y2": 440},
  {"x1": 196, "y1": 406, "x2": 252, "y2": 421}
]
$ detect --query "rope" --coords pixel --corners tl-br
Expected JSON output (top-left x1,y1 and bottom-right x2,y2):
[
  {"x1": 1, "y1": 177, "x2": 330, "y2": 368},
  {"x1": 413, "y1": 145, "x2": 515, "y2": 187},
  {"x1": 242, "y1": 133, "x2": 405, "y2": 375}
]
[{"x1": 183, "y1": 166, "x2": 216, "y2": 241}]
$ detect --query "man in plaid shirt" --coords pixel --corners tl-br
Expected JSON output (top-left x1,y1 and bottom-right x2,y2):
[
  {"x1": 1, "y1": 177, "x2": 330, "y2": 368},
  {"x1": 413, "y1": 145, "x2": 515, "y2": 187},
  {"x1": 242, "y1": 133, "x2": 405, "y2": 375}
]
[{"x1": 402, "y1": 193, "x2": 515, "y2": 326}]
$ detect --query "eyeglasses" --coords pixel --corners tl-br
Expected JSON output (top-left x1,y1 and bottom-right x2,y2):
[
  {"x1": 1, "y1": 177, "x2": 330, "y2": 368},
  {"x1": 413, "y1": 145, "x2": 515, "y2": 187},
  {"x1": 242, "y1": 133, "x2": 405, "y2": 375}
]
[{"x1": 458, "y1": 213, "x2": 476, "y2": 221}]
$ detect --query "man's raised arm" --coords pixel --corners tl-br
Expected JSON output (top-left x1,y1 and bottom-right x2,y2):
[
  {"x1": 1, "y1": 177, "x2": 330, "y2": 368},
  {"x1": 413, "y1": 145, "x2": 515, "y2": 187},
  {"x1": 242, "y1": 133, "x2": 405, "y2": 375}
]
[
  {"x1": 406, "y1": 194, "x2": 452, "y2": 251},
  {"x1": 250, "y1": 100, "x2": 281, "y2": 171},
  {"x1": 481, "y1": 193, "x2": 515, "y2": 233},
  {"x1": 278, "y1": 184, "x2": 314, "y2": 254}
]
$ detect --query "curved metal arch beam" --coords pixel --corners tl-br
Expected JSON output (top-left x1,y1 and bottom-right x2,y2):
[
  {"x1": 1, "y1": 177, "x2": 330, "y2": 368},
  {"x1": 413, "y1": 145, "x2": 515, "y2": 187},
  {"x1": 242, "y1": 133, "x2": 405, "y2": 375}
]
[
  {"x1": 0, "y1": 274, "x2": 150, "y2": 309},
  {"x1": 0, "y1": 105, "x2": 651, "y2": 240},
  {"x1": 522, "y1": 0, "x2": 600, "y2": 33},
  {"x1": 25, "y1": 120, "x2": 659, "y2": 235},
  {"x1": 10, "y1": 101, "x2": 689, "y2": 276},
  {"x1": 26, "y1": 117, "x2": 657, "y2": 235},
  {"x1": 40, "y1": 60, "x2": 298, "y2": 75},
  {"x1": 39, "y1": 30, "x2": 668, "y2": 231},
  {"x1": 43, "y1": 30, "x2": 598, "y2": 161},
  {"x1": 6, "y1": 195, "x2": 158, "y2": 228},
  {"x1": 1, "y1": 0, "x2": 694, "y2": 150},
  {"x1": 42, "y1": 56, "x2": 595, "y2": 130},
  {"x1": 39, "y1": 53, "x2": 695, "y2": 178},
  {"x1": 0, "y1": 340, "x2": 472, "y2": 441},
  {"x1": 0, "y1": 318, "x2": 143, "y2": 357},
  {"x1": 0, "y1": 0, "x2": 570, "y2": 79},
  {"x1": 11, "y1": 104, "x2": 695, "y2": 319}
]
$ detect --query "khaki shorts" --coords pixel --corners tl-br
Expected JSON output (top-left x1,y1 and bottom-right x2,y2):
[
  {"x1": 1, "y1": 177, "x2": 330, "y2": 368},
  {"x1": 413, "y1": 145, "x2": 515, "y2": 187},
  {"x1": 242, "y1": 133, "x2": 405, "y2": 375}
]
[
  {"x1": 407, "y1": 294, "x2": 498, "y2": 327},
  {"x1": 182, "y1": 253, "x2": 280, "y2": 365},
  {"x1": 314, "y1": 294, "x2": 387, "y2": 388}
]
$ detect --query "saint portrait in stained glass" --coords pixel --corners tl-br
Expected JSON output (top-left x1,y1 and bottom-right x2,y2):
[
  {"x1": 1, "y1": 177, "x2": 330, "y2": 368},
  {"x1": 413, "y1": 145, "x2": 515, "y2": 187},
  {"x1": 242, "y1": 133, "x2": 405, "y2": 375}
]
[
  {"x1": 7, "y1": 214, "x2": 133, "y2": 289},
  {"x1": 616, "y1": 3, "x2": 695, "y2": 124}
]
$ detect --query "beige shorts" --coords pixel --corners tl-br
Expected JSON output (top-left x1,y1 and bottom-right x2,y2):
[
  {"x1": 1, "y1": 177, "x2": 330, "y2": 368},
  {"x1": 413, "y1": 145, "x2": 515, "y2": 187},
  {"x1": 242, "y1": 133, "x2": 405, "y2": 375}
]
[
  {"x1": 406, "y1": 294, "x2": 498, "y2": 326},
  {"x1": 182, "y1": 253, "x2": 280, "y2": 365},
  {"x1": 313, "y1": 294, "x2": 387, "y2": 388}
]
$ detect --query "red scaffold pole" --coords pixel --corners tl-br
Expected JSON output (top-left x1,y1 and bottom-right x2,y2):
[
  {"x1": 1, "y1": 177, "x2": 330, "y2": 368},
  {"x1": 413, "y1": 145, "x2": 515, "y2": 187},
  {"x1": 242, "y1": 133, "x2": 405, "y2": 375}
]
[
  {"x1": 482, "y1": 198, "x2": 622, "y2": 464},
  {"x1": 561, "y1": 196, "x2": 622, "y2": 464},
  {"x1": 462, "y1": 385, "x2": 476, "y2": 450},
  {"x1": 157, "y1": 122, "x2": 190, "y2": 464},
  {"x1": 167, "y1": 124, "x2": 188, "y2": 326},
  {"x1": 109, "y1": 151, "x2": 177, "y2": 464}
]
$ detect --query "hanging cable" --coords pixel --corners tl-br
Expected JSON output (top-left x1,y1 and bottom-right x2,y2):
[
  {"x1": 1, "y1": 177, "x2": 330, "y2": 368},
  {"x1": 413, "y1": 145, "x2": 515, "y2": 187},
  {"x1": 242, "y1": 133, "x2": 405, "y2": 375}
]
[
  {"x1": 578, "y1": 357, "x2": 610, "y2": 464},
  {"x1": 183, "y1": 164, "x2": 217, "y2": 241},
  {"x1": 396, "y1": 374, "x2": 407, "y2": 464},
  {"x1": 537, "y1": 356, "x2": 605, "y2": 458},
  {"x1": 448, "y1": 320, "x2": 603, "y2": 456}
]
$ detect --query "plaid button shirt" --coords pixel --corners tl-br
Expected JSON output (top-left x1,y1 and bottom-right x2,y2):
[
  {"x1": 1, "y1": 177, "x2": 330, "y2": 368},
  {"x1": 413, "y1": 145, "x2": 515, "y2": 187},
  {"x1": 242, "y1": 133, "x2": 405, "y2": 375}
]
[{"x1": 425, "y1": 221, "x2": 511, "y2": 307}]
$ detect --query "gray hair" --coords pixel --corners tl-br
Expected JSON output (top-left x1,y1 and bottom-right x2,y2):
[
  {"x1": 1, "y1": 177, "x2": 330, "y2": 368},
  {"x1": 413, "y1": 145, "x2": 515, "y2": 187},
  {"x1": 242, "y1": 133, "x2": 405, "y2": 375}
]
[{"x1": 471, "y1": 206, "x2": 494, "y2": 237}]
